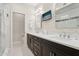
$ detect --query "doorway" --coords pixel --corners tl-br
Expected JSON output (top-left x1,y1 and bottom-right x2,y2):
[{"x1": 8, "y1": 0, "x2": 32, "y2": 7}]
[
  {"x1": 12, "y1": 12, "x2": 25, "y2": 47},
  {"x1": 7, "y1": 12, "x2": 33, "y2": 56}
]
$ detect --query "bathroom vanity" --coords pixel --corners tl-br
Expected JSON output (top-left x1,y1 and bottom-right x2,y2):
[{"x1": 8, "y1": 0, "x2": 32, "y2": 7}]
[{"x1": 27, "y1": 32, "x2": 79, "y2": 56}]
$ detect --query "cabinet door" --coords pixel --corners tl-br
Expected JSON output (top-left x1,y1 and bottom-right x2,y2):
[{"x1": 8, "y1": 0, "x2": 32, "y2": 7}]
[
  {"x1": 41, "y1": 39, "x2": 51, "y2": 56},
  {"x1": 50, "y1": 47, "x2": 67, "y2": 56},
  {"x1": 42, "y1": 45, "x2": 50, "y2": 56},
  {"x1": 33, "y1": 37, "x2": 42, "y2": 56}
]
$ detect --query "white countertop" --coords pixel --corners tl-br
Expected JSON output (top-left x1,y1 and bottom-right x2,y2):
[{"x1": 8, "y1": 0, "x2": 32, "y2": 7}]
[{"x1": 27, "y1": 32, "x2": 79, "y2": 50}]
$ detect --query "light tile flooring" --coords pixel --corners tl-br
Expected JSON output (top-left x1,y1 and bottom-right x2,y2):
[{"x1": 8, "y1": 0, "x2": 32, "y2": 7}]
[{"x1": 7, "y1": 39, "x2": 34, "y2": 56}]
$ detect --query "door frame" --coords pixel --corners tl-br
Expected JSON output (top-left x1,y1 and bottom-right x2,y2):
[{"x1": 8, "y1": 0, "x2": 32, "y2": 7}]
[{"x1": 11, "y1": 12, "x2": 25, "y2": 47}]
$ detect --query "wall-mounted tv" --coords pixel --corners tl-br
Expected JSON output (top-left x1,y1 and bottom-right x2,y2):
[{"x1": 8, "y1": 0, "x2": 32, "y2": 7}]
[{"x1": 42, "y1": 10, "x2": 52, "y2": 21}]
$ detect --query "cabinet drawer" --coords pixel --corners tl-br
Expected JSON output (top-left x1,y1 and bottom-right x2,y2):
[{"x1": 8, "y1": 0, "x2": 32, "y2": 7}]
[
  {"x1": 33, "y1": 47, "x2": 41, "y2": 56},
  {"x1": 34, "y1": 45, "x2": 41, "y2": 51},
  {"x1": 34, "y1": 40, "x2": 40, "y2": 46},
  {"x1": 33, "y1": 50, "x2": 40, "y2": 56},
  {"x1": 33, "y1": 37, "x2": 40, "y2": 42},
  {"x1": 34, "y1": 43, "x2": 40, "y2": 49}
]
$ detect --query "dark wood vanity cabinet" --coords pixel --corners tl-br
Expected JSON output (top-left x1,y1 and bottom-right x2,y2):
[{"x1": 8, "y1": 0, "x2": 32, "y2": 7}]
[
  {"x1": 27, "y1": 34, "x2": 42, "y2": 56},
  {"x1": 33, "y1": 37, "x2": 42, "y2": 56},
  {"x1": 27, "y1": 33, "x2": 79, "y2": 56}
]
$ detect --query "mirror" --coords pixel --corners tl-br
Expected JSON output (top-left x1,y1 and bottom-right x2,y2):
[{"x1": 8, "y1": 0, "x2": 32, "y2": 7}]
[{"x1": 55, "y1": 3, "x2": 79, "y2": 29}]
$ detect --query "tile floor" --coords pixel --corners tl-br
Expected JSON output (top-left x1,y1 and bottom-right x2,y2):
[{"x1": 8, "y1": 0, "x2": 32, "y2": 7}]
[{"x1": 7, "y1": 38, "x2": 34, "y2": 56}]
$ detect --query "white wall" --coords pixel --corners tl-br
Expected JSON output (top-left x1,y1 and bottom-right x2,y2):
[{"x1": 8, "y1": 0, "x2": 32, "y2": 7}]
[
  {"x1": 0, "y1": 4, "x2": 6, "y2": 55},
  {"x1": 0, "y1": 4, "x2": 12, "y2": 55}
]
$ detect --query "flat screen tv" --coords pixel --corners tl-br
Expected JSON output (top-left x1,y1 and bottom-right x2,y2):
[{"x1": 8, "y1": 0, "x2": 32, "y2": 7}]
[{"x1": 42, "y1": 10, "x2": 52, "y2": 21}]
